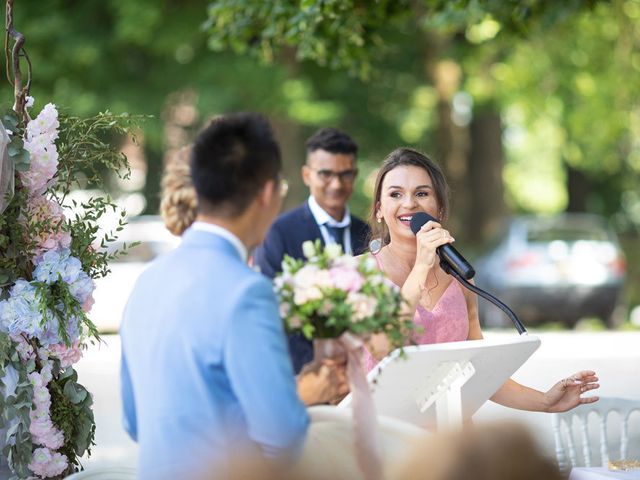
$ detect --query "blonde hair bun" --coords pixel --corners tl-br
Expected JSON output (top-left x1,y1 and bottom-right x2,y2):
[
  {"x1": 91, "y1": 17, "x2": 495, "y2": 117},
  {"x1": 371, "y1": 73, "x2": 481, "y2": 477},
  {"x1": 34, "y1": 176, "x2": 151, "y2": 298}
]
[{"x1": 160, "y1": 148, "x2": 197, "y2": 236}]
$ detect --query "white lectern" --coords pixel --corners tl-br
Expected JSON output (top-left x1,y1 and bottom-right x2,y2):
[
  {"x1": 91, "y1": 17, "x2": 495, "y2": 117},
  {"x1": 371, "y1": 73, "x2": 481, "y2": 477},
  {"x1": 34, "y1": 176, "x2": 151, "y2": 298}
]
[{"x1": 339, "y1": 336, "x2": 540, "y2": 430}]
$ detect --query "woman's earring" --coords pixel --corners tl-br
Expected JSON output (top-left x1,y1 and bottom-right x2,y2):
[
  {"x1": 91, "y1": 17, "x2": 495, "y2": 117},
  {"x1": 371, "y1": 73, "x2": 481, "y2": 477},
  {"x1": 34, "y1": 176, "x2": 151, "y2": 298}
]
[{"x1": 377, "y1": 217, "x2": 382, "y2": 224}]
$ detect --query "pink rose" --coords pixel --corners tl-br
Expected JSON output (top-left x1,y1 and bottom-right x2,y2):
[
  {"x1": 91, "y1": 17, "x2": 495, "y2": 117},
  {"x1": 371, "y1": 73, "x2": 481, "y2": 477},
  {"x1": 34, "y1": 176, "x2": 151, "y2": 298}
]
[{"x1": 329, "y1": 265, "x2": 365, "y2": 293}]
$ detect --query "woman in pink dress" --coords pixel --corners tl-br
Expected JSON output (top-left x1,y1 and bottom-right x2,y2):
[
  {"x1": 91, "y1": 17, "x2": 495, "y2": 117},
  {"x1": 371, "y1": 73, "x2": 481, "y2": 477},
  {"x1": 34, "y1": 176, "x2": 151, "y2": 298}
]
[{"x1": 362, "y1": 147, "x2": 599, "y2": 413}]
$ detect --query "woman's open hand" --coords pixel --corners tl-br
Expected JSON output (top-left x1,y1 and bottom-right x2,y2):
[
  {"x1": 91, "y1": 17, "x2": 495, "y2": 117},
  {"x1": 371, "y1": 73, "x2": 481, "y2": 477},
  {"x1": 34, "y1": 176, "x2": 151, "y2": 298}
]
[{"x1": 544, "y1": 370, "x2": 600, "y2": 413}]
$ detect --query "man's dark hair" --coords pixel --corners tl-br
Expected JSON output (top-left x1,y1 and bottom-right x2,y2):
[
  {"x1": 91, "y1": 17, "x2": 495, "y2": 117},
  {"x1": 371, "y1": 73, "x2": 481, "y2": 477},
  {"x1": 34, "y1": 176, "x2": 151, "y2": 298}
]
[
  {"x1": 305, "y1": 128, "x2": 358, "y2": 158},
  {"x1": 191, "y1": 112, "x2": 281, "y2": 217}
]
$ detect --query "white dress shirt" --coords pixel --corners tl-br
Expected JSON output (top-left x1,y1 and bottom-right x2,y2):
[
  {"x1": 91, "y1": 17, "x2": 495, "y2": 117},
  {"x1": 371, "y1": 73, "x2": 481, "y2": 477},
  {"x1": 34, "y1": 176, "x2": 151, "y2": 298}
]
[
  {"x1": 307, "y1": 196, "x2": 353, "y2": 255},
  {"x1": 191, "y1": 221, "x2": 248, "y2": 262}
]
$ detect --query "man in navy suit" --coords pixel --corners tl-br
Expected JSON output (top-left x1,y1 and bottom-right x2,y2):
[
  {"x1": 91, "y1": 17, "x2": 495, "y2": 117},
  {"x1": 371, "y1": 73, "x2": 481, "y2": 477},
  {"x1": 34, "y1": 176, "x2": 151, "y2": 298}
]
[{"x1": 253, "y1": 128, "x2": 371, "y2": 373}]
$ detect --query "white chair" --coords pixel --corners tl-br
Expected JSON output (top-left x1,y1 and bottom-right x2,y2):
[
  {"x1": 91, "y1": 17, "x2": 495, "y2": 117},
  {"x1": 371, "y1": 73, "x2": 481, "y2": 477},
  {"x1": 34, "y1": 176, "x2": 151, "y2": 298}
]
[
  {"x1": 64, "y1": 466, "x2": 136, "y2": 479},
  {"x1": 551, "y1": 397, "x2": 640, "y2": 472}
]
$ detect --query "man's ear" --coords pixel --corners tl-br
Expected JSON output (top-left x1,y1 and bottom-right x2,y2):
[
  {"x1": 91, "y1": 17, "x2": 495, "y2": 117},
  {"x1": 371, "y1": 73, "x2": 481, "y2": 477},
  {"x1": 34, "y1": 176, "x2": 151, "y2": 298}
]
[
  {"x1": 301, "y1": 165, "x2": 311, "y2": 187},
  {"x1": 256, "y1": 179, "x2": 277, "y2": 207}
]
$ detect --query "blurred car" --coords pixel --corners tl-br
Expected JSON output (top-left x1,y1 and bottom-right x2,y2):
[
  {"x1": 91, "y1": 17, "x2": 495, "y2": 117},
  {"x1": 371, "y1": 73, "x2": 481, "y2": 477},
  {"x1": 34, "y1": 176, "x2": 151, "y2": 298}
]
[
  {"x1": 474, "y1": 214, "x2": 626, "y2": 328},
  {"x1": 90, "y1": 216, "x2": 180, "y2": 332}
]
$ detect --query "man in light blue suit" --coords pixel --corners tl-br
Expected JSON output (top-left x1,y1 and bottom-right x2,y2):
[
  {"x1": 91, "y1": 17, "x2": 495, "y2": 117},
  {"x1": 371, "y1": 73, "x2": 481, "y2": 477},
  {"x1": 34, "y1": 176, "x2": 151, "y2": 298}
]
[{"x1": 120, "y1": 113, "x2": 344, "y2": 479}]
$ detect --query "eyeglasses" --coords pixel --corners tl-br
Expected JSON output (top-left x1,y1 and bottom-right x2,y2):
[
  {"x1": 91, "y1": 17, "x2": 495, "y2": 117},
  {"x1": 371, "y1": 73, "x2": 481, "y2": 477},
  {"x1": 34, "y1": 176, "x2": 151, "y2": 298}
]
[{"x1": 309, "y1": 168, "x2": 358, "y2": 183}]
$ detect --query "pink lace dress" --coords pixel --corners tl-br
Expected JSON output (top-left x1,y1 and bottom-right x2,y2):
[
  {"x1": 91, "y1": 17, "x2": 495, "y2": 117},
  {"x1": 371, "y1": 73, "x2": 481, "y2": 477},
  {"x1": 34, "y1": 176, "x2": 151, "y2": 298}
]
[{"x1": 362, "y1": 253, "x2": 470, "y2": 372}]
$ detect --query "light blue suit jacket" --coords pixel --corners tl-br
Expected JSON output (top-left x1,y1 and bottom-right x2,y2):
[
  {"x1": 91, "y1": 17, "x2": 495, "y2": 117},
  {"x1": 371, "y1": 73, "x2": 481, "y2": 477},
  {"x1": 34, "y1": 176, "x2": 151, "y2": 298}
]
[{"x1": 120, "y1": 228, "x2": 309, "y2": 479}]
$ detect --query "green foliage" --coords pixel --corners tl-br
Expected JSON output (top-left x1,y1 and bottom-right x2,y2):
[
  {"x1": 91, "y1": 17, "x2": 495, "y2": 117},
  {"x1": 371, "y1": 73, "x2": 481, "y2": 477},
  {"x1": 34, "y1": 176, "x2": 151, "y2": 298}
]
[
  {"x1": 49, "y1": 366, "x2": 95, "y2": 473},
  {"x1": 54, "y1": 112, "x2": 146, "y2": 280},
  {"x1": 2, "y1": 108, "x2": 30, "y2": 172},
  {"x1": 0, "y1": 189, "x2": 33, "y2": 286},
  {"x1": 33, "y1": 279, "x2": 98, "y2": 347},
  {"x1": 204, "y1": 0, "x2": 602, "y2": 79},
  {"x1": 66, "y1": 198, "x2": 124, "y2": 280},
  {"x1": 0, "y1": 110, "x2": 144, "y2": 289},
  {"x1": 205, "y1": 0, "x2": 412, "y2": 79},
  {"x1": 0, "y1": 333, "x2": 35, "y2": 480},
  {"x1": 0, "y1": 102, "x2": 141, "y2": 478},
  {"x1": 55, "y1": 112, "x2": 145, "y2": 195},
  {"x1": 423, "y1": 0, "x2": 601, "y2": 35},
  {"x1": 2, "y1": 0, "x2": 634, "y2": 232},
  {"x1": 469, "y1": 1, "x2": 640, "y2": 219}
]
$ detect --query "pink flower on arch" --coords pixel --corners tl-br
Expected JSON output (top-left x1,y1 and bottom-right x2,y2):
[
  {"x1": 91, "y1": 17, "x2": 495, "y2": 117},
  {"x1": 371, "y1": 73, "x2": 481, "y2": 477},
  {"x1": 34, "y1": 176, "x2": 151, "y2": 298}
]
[
  {"x1": 28, "y1": 447, "x2": 68, "y2": 478},
  {"x1": 48, "y1": 340, "x2": 84, "y2": 368},
  {"x1": 22, "y1": 196, "x2": 71, "y2": 259}
]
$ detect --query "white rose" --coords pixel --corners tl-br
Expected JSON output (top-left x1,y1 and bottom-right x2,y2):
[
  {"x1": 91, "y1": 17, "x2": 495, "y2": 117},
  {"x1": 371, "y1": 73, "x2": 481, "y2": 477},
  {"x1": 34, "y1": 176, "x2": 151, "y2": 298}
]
[
  {"x1": 294, "y1": 265, "x2": 333, "y2": 290},
  {"x1": 347, "y1": 292, "x2": 378, "y2": 321},
  {"x1": 302, "y1": 241, "x2": 316, "y2": 259},
  {"x1": 325, "y1": 243, "x2": 342, "y2": 260},
  {"x1": 294, "y1": 286, "x2": 322, "y2": 305},
  {"x1": 335, "y1": 255, "x2": 359, "y2": 270}
]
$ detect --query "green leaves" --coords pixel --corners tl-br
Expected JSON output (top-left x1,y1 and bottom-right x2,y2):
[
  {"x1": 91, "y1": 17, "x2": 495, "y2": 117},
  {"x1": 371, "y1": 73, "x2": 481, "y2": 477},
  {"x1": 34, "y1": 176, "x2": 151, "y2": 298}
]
[
  {"x1": 205, "y1": 0, "x2": 412, "y2": 79},
  {"x1": 1, "y1": 108, "x2": 20, "y2": 134},
  {"x1": 50, "y1": 365, "x2": 96, "y2": 464},
  {"x1": 0, "y1": 335, "x2": 36, "y2": 480},
  {"x1": 0, "y1": 106, "x2": 30, "y2": 172},
  {"x1": 63, "y1": 379, "x2": 87, "y2": 404},
  {"x1": 56, "y1": 111, "x2": 146, "y2": 194}
]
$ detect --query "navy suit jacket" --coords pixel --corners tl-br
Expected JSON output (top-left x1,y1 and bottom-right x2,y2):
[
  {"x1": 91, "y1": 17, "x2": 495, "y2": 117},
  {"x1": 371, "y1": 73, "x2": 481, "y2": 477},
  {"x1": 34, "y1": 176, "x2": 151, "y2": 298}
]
[{"x1": 253, "y1": 202, "x2": 371, "y2": 373}]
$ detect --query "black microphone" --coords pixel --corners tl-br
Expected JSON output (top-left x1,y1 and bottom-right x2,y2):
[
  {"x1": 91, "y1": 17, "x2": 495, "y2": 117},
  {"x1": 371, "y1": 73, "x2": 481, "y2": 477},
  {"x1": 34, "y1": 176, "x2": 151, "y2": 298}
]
[{"x1": 409, "y1": 212, "x2": 476, "y2": 280}]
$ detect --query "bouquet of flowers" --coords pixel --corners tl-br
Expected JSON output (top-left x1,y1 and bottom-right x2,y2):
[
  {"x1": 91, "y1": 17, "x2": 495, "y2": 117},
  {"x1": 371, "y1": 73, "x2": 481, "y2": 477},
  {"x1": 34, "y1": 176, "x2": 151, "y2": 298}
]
[
  {"x1": 0, "y1": 97, "x2": 140, "y2": 479},
  {"x1": 275, "y1": 240, "x2": 415, "y2": 480},
  {"x1": 274, "y1": 240, "x2": 413, "y2": 353}
]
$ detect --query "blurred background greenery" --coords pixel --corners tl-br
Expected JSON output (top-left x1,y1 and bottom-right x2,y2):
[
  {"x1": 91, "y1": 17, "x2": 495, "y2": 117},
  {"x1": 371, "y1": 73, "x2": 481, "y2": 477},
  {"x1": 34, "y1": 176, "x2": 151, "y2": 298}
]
[{"x1": 2, "y1": 0, "x2": 639, "y2": 315}]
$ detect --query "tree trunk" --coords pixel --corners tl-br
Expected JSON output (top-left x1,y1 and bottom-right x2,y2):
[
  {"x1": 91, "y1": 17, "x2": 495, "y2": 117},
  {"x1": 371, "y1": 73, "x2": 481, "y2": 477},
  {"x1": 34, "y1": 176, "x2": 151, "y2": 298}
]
[
  {"x1": 467, "y1": 105, "x2": 505, "y2": 243},
  {"x1": 566, "y1": 165, "x2": 589, "y2": 212},
  {"x1": 272, "y1": 47, "x2": 307, "y2": 212},
  {"x1": 271, "y1": 117, "x2": 306, "y2": 212},
  {"x1": 143, "y1": 147, "x2": 162, "y2": 214},
  {"x1": 429, "y1": 53, "x2": 470, "y2": 241}
]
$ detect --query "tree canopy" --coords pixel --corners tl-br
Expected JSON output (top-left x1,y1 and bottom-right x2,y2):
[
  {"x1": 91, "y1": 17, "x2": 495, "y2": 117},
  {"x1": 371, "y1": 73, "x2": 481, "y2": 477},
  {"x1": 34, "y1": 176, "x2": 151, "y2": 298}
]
[{"x1": 2, "y1": 0, "x2": 638, "y2": 237}]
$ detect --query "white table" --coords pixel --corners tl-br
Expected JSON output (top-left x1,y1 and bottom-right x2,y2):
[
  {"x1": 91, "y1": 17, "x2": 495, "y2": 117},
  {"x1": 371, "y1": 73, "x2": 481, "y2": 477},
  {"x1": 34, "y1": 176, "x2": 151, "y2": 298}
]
[{"x1": 570, "y1": 467, "x2": 640, "y2": 479}]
